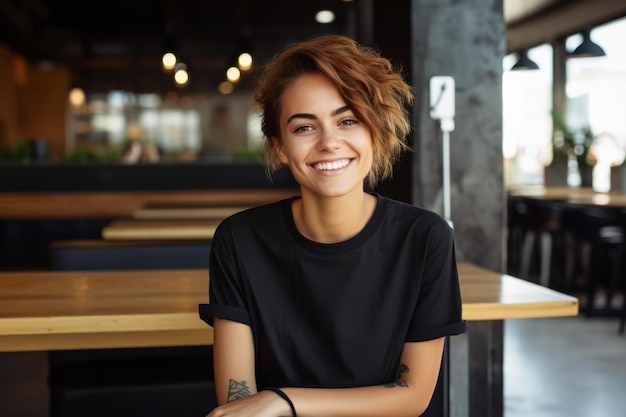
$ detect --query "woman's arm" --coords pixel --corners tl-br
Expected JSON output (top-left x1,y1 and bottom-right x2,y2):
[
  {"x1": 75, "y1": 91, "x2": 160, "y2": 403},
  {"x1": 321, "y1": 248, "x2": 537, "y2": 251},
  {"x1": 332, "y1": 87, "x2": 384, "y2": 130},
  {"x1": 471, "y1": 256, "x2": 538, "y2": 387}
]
[
  {"x1": 212, "y1": 317, "x2": 257, "y2": 405},
  {"x1": 209, "y1": 318, "x2": 294, "y2": 417},
  {"x1": 282, "y1": 337, "x2": 445, "y2": 417},
  {"x1": 208, "y1": 329, "x2": 445, "y2": 417}
]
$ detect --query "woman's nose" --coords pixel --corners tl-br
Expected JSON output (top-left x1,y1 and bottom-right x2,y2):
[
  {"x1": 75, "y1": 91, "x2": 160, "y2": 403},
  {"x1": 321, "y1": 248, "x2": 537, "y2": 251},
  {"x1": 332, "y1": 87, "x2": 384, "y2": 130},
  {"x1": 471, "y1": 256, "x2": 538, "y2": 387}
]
[{"x1": 317, "y1": 127, "x2": 342, "y2": 150}]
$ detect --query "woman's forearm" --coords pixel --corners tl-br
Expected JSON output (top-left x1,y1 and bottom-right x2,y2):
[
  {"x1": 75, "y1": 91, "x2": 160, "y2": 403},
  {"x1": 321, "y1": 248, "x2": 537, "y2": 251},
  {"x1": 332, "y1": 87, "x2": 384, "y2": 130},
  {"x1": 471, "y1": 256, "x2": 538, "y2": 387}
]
[
  {"x1": 282, "y1": 383, "x2": 432, "y2": 417},
  {"x1": 280, "y1": 339, "x2": 445, "y2": 417}
]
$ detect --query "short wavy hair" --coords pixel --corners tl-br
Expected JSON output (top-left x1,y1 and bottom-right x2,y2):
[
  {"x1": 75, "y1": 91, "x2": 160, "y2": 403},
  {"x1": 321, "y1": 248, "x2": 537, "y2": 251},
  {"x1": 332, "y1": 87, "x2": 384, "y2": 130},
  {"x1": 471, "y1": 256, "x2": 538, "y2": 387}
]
[{"x1": 253, "y1": 34, "x2": 414, "y2": 187}]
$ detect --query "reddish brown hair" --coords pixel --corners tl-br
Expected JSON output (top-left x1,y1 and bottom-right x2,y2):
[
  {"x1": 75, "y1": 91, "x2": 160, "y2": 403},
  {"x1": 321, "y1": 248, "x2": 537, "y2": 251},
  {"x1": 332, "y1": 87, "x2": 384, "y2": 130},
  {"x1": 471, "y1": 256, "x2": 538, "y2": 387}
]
[{"x1": 253, "y1": 34, "x2": 414, "y2": 186}]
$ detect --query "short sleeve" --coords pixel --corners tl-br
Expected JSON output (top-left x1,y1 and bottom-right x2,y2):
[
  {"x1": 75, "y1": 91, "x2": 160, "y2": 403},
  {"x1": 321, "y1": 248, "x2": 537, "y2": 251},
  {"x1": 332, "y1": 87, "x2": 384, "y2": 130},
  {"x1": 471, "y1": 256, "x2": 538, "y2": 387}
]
[
  {"x1": 199, "y1": 221, "x2": 251, "y2": 327},
  {"x1": 405, "y1": 219, "x2": 467, "y2": 341}
]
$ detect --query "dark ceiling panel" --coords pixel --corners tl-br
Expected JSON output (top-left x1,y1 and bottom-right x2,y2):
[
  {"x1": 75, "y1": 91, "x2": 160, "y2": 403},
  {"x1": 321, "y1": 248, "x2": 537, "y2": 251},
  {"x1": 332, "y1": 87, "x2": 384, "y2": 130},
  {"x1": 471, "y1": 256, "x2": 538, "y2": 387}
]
[{"x1": 0, "y1": 0, "x2": 354, "y2": 93}]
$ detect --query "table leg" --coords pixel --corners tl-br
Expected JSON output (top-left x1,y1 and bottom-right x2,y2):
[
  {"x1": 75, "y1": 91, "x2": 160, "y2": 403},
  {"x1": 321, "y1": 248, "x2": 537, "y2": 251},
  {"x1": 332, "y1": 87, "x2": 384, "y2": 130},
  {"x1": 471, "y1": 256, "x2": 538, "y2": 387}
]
[{"x1": 468, "y1": 320, "x2": 504, "y2": 417}]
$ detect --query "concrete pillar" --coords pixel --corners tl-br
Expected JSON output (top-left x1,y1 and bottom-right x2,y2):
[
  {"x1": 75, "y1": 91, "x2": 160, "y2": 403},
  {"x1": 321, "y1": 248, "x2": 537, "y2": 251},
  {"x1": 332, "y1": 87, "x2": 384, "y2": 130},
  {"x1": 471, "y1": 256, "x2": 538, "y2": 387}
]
[
  {"x1": 407, "y1": 3, "x2": 506, "y2": 416},
  {"x1": 410, "y1": 0, "x2": 505, "y2": 272}
]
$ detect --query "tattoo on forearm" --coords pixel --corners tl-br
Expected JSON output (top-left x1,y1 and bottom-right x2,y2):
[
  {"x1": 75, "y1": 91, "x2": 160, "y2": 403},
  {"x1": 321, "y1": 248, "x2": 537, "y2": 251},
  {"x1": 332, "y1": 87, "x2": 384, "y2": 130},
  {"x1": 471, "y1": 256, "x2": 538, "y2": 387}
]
[
  {"x1": 227, "y1": 379, "x2": 252, "y2": 402},
  {"x1": 383, "y1": 363, "x2": 409, "y2": 388}
]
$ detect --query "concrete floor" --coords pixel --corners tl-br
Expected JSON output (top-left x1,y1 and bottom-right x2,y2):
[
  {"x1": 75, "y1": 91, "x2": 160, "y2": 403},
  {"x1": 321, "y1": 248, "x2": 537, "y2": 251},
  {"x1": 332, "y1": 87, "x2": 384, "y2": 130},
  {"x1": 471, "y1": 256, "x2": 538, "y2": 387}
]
[
  {"x1": 504, "y1": 315, "x2": 626, "y2": 417},
  {"x1": 1, "y1": 314, "x2": 624, "y2": 417}
]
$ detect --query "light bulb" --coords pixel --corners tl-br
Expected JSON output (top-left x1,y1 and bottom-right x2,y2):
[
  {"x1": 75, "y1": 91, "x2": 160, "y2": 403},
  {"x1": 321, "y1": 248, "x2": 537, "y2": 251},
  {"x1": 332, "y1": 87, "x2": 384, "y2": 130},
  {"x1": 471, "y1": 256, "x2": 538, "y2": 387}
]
[{"x1": 226, "y1": 66, "x2": 241, "y2": 83}]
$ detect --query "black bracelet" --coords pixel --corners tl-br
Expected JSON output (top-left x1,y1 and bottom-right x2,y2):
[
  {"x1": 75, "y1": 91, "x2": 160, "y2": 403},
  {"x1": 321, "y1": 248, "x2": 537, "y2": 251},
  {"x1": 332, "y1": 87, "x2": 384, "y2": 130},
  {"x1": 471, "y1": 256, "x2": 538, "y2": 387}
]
[{"x1": 265, "y1": 387, "x2": 297, "y2": 417}]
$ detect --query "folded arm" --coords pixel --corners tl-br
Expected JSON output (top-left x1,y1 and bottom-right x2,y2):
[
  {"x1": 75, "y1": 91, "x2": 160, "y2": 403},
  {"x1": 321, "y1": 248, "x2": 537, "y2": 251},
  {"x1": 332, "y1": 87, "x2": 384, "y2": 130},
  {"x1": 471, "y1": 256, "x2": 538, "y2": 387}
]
[{"x1": 207, "y1": 317, "x2": 445, "y2": 417}]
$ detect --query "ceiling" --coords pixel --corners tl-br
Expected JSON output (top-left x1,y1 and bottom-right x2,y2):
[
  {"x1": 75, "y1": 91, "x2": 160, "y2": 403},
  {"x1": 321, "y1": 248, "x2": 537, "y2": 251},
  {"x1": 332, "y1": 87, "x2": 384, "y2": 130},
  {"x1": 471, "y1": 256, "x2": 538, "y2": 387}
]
[
  {"x1": 0, "y1": 0, "x2": 620, "y2": 95},
  {"x1": 0, "y1": 0, "x2": 353, "y2": 93},
  {"x1": 503, "y1": 0, "x2": 563, "y2": 24}
]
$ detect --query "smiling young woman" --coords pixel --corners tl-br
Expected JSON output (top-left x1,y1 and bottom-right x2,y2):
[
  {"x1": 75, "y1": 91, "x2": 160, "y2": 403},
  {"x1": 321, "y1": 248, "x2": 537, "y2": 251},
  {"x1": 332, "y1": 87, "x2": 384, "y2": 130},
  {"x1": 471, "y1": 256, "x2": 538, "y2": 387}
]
[{"x1": 200, "y1": 34, "x2": 466, "y2": 417}]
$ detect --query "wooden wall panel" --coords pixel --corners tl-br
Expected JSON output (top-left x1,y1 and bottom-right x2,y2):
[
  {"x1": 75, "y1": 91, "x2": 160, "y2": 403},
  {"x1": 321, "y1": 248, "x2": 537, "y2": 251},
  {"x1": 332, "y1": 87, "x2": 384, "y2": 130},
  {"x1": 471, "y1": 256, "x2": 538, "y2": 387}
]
[
  {"x1": 18, "y1": 64, "x2": 69, "y2": 157},
  {"x1": 0, "y1": 46, "x2": 18, "y2": 149}
]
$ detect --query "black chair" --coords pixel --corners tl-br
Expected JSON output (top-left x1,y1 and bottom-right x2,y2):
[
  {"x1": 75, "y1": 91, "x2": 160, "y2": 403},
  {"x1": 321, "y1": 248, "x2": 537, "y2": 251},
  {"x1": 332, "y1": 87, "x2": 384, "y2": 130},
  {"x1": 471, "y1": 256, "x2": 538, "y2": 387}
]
[
  {"x1": 47, "y1": 239, "x2": 217, "y2": 417},
  {"x1": 561, "y1": 204, "x2": 624, "y2": 316},
  {"x1": 619, "y1": 208, "x2": 626, "y2": 335},
  {"x1": 506, "y1": 196, "x2": 528, "y2": 276},
  {"x1": 618, "y1": 299, "x2": 626, "y2": 334},
  {"x1": 515, "y1": 198, "x2": 565, "y2": 287}
]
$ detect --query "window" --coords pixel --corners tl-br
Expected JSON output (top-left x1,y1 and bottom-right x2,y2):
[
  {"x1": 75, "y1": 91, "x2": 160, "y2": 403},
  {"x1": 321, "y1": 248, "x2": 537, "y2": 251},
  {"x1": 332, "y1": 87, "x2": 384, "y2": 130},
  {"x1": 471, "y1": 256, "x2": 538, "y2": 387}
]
[
  {"x1": 503, "y1": 16, "x2": 626, "y2": 191},
  {"x1": 565, "y1": 17, "x2": 626, "y2": 191},
  {"x1": 68, "y1": 91, "x2": 264, "y2": 163},
  {"x1": 503, "y1": 44, "x2": 553, "y2": 185}
]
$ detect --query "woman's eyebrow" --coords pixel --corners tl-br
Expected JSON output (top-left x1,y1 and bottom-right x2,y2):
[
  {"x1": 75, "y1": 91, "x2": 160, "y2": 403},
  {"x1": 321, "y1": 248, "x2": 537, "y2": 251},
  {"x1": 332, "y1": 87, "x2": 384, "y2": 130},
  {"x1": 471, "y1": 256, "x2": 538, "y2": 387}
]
[
  {"x1": 287, "y1": 113, "x2": 316, "y2": 124},
  {"x1": 331, "y1": 105, "x2": 351, "y2": 116},
  {"x1": 286, "y1": 106, "x2": 352, "y2": 124}
]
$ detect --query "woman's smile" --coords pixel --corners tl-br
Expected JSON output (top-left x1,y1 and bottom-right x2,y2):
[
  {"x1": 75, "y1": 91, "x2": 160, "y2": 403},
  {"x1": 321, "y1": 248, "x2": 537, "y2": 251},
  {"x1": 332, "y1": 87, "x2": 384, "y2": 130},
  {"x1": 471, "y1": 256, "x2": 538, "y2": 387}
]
[{"x1": 311, "y1": 158, "x2": 352, "y2": 173}]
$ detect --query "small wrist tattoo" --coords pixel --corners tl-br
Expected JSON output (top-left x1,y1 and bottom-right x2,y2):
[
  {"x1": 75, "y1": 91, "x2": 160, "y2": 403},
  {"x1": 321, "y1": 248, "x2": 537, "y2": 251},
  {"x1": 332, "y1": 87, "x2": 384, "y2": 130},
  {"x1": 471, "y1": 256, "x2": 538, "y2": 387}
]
[{"x1": 227, "y1": 379, "x2": 252, "y2": 402}]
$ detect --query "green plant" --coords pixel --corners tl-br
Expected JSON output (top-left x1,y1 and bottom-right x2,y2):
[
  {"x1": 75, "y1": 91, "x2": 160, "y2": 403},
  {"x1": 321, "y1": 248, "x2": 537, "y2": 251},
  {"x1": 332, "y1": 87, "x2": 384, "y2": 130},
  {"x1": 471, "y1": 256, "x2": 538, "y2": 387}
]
[
  {"x1": 3, "y1": 141, "x2": 31, "y2": 163},
  {"x1": 550, "y1": 110, "x2": 596, "y2": 168},
  {"x1": 228, "y1": 146, "x2": 263, "y2": 161},
  {"x1": 60, "y1": 144, "x2": 120, "y2": 163}
]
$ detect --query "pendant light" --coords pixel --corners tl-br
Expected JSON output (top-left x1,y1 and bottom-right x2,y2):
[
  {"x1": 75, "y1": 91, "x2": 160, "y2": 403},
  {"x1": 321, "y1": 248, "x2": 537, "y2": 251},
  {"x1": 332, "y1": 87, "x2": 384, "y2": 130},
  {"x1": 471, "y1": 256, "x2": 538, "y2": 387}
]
[
  {"x1": 569, "y1": 28, "x2": 606, "y2": 58},
  {"x1": 511, "y1": 50, "x2": 539, "y2": 71}
]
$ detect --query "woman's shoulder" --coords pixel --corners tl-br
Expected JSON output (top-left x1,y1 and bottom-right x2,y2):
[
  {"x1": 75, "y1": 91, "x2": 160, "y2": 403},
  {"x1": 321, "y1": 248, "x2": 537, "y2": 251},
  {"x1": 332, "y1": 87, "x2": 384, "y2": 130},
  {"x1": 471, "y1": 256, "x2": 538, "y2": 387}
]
[
  {"x1": 381, "y1": 195, "x2": 449, "y2": 225},
  {"x1": 214, "y1": 198, "x2": 293, "y2": 240},
  {"x1": 226, "y1": 198, "x2": 291, "y2": 221}
]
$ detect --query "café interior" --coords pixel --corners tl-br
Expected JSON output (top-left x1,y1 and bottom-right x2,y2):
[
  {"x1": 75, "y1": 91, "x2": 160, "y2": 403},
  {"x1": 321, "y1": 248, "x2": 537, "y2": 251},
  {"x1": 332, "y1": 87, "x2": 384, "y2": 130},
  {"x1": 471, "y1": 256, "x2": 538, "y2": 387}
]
[{"x1": 0, "y1": 0, "x2": 625, "y2": 416}]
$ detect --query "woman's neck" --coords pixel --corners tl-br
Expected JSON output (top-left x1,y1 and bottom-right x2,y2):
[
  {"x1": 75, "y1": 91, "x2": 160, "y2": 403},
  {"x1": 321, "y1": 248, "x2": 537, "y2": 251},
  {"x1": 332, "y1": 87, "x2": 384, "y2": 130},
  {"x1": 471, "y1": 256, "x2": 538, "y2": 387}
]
[{"x1": 291, "y1": 189, "x2": 377, "y2": 243}]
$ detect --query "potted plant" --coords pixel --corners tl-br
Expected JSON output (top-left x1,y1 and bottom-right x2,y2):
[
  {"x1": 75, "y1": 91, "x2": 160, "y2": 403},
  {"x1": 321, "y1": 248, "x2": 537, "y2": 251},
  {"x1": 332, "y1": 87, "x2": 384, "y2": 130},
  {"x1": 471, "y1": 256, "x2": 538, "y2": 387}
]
[{"x1": 549, "y1": 110, "x2": 597, "y2": 187}]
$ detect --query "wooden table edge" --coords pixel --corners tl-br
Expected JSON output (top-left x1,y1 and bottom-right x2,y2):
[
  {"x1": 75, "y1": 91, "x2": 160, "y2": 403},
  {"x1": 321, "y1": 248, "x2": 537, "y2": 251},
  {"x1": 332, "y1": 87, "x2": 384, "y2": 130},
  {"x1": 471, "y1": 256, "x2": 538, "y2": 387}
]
[
  {"x1": 0, "y1": 329, "x2": 213, "y2": 352},
  {"x1": 133, "y1": 207, "x2": 246, "y2": 219},
  {"x1": 102, "y1": 226, "x2": 217, "y2": 240},
  {"x1": 1, "y1": 313, "x2": 207, "y2": 336},
  {"x1": 463, "y1": 300, "x2": 579, "y2": 321}
]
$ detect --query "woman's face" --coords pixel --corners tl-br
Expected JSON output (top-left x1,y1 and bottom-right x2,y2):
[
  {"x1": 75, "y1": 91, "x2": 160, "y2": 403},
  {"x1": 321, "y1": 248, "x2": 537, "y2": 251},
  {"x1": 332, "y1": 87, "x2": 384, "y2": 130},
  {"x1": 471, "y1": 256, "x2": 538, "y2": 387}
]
[{"x1": 275, "y1": 73, "x2": 373, "y2": 199}]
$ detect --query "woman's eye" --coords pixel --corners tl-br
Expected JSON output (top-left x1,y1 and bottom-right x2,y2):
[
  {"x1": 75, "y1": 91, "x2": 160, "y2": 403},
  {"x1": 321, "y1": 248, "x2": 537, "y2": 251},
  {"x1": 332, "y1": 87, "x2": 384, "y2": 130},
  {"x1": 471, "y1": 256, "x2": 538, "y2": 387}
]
[
  {"x1": 294, "y1": 125, "x2": 313, "y2": 133},
  {"x1": 340, "y1": 119, "x2": 358, "y2": 126}
]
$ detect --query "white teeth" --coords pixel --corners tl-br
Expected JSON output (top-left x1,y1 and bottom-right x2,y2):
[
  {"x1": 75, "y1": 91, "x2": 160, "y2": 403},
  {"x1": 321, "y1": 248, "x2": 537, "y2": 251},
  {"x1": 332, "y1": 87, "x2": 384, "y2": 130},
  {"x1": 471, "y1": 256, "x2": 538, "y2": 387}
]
[{"x1": 314, "y1": 159, "x2": 350, "y2": 171}]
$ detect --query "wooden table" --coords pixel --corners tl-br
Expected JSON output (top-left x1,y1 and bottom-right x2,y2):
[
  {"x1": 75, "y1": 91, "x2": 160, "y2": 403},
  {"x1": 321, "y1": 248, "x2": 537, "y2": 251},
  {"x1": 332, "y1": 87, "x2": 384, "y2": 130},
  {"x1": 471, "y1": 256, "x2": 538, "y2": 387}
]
[
  {"x1": 133, "y1": 205, "x2": 249, "y2": 220},
  {"x1": 508, "y1": 185, "x2": 626, "y2": 207},
  {"x1": 565, "y1": 193, "x2": 626, "y2": 208},
  {"x1": 458, "y1": 263, "x2": 577, "y2": 319},
  {"x1": 102, "y1": 219, "x2": 220, "y2": 240},
  {"x1": 0, "y1": 189, "x2": 296, "y2": 219},
  {"x1": 456, "y1": 263, "x2": 577, "y2": 417},
  {"x1": 507, "y1": 185, "x2": 599, "y2": 200},
  {"x1": 0, "y1": 263, "x2": 577, "y2": 352},
  {"x1": 0, "y1": 269, "x2": 212, "y2": 351},
  {"x1": 0, "y1": 263, "x2": 577, "y2": 417}
]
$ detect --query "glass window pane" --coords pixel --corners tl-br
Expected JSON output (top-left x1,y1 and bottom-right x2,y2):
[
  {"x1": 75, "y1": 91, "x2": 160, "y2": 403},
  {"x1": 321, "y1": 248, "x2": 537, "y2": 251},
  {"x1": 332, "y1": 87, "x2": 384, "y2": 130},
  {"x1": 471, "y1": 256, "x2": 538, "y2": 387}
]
[
  {"x1": 566, "y1": 17, "x2": 626, "y2": 191},
  {"x1": 503, "y1": 44, "x2": 553, "y2": 185}
]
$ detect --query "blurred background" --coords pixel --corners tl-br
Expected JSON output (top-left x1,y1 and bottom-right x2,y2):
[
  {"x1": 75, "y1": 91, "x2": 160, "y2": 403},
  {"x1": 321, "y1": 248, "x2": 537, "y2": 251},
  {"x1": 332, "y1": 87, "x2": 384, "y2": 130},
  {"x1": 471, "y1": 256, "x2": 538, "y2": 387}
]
[
  {"x1": 0, "y1": 0, "x2": 359, "y2": 164},
  {"x1": 1, "y1": 0, "x2": 625, "y2": 191}
]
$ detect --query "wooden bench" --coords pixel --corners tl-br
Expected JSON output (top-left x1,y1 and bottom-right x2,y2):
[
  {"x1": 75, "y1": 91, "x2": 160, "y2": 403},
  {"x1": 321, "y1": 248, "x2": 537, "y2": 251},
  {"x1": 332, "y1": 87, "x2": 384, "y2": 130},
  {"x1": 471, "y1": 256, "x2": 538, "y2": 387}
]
[
  {"x1": 49, "y1": 239, "x2": 212, "y2": 270},
  {"x1": 132, "y1": 204, "x2": 250, "y2": 220},
  {"x1": 0, "y1": 188, "x2": 297, "y2": 269}
]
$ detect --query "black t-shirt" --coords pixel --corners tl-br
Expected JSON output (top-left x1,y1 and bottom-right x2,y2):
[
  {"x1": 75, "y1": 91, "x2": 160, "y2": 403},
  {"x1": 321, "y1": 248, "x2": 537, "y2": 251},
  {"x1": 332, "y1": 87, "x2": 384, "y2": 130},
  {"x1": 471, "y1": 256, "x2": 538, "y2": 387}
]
[{"x1": 199, "y1": 193, "x2": 466, "y2": 389}]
